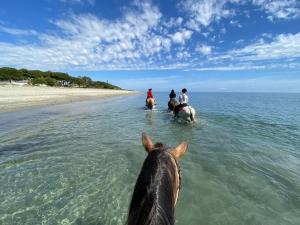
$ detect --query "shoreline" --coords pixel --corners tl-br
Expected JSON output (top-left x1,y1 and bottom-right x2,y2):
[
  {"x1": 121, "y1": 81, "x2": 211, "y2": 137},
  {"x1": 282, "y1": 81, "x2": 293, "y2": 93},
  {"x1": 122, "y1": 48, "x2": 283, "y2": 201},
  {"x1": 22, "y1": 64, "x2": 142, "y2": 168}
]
[{"x1": 0, "y1": 85, "x2": 138, "y2": 112}]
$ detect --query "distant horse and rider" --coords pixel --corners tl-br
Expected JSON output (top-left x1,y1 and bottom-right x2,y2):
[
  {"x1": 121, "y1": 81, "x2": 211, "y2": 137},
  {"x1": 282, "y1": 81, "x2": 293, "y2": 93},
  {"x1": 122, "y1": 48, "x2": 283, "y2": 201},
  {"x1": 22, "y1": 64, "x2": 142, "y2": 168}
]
[
  {"x1": 174, "y1": 88, "x2": 196, "y2": 122},
  {"x1": 126, "y1": 133, "x2": 188, "y2": 225},
  {"x1": 145, "y1": 88, "x2": 156, "y2": 110},
  {"x1": 168, "y1": 88, "x2": 196, "y2": 122},
  {"x1": 168, "y1": 89, "x2": 177, "y2": 111}
]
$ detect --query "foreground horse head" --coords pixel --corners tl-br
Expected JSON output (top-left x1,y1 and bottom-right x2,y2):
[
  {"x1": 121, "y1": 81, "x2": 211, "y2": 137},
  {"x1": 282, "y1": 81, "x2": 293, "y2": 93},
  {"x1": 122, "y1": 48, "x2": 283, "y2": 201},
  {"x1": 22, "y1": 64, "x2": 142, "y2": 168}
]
[
  {"x1": 177, "y1": 106, "x2": 196, "y2": 122},
  {"x1": 168, "y1": 99, "x2": 177, "y2": 111},
  {"x1": 127, "y1": 133, "x2": 188, "y2": 225},
  {"x1": 146, "y1": 98, "x2": 155, "y2": 109}
]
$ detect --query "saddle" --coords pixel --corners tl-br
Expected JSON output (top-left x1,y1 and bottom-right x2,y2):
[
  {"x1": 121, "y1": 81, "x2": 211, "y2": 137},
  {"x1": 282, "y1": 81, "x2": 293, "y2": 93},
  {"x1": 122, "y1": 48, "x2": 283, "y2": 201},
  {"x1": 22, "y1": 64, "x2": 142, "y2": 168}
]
[{"x1": 178, "y1": 104, "x2": 188, "y2": 111}]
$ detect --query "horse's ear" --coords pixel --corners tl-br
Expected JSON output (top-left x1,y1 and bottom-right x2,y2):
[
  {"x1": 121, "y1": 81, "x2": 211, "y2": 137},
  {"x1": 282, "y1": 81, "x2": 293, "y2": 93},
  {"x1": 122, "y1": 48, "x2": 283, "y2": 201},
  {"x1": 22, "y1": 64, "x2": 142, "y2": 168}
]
[
  {"x1": 170, "y1": 141, "x2": 188, "y2": 159},
  {"x1": 142, "y1": 132, "x2": 154, "y2": 152}
]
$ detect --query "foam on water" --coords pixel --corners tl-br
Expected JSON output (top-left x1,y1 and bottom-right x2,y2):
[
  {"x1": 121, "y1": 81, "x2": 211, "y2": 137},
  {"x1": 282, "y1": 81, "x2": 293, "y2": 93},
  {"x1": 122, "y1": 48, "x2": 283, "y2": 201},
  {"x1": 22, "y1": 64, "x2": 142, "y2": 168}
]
[{"x1": 0, "y1": 93, "x2": 300, "y2": 225}]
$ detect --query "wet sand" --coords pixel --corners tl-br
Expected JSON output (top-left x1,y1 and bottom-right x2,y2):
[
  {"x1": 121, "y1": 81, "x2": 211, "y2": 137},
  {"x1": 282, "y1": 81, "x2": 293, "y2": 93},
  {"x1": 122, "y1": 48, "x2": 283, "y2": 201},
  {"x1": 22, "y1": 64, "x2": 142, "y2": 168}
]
[{"x1": 0, "y1": 85, "x2": 136, "y2": 112}]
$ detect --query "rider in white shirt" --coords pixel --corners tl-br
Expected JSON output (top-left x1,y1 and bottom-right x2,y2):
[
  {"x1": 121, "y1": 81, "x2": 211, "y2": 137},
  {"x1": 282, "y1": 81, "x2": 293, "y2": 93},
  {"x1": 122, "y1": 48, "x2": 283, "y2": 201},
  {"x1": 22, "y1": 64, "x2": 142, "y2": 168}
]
[
  {"x1": 175, "y1": 88, "x2": 188, "y2": 116},
  {"x1": 178, "y1": 92, "x2": 188, "y2": 104}
]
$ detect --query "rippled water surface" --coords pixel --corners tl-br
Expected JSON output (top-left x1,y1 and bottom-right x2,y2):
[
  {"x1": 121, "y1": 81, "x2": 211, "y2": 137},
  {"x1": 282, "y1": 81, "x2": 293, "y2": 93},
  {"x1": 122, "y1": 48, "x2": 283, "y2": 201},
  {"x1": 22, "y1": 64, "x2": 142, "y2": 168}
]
[{"x1": 1, "y1": 93, "x2": 300, "y2": 225}]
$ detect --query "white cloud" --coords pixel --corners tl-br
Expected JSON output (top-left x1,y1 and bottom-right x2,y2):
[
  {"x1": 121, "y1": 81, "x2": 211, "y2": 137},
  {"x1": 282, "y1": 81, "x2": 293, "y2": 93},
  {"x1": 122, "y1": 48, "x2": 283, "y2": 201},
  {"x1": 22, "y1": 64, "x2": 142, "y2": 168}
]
[
  {"x1": 181, "y1": 0, "x2": 300, "y2": 32},
  {"x1": 163, "y1": 17, "x2": 184, "y2": 28},
  {"x1": 235, "y1": 39, "x2": 244, "y2": 44},
  {"x1": 196, "y1": 44, "x2": 212, "y2": 55},
  {"x1": 231, "y1": 32, "x2": 300, "y2": 61},
  {"x1": 0, "y1": 2, "x2": 170, "y2": 70},
  {"x1": 201, "y1": 32, "x2": 210, "y2": 38},
  {"x1": 261, "y1": 33, "x2": 273, "y2": 39},
  {"x1": 170, "y1": 29, "x2": 193, "y2": 44},
  {"x1": 229, "y1": 20, "x2": 242, "y2": 28},
  {"x1": 0, "y1": 25, "x2": 38, "y2": 36},
  {"x1": 252, "y1": 0, "x2": 300, "y2": 20},
  {"x1": 207, "y1": 32, "x2": 300, "y2": 65},
  {"x1": 60, "y1": 0, "x2": 95, "y2": 5},
  {"x1": 185, "y1": 62, "x2": 300, "y2": 71},
  {"x1": 176, "y1": 17, "x2": 184, "y2": 25},
  {"x1": 176, "y1": 51, "x2": 191, "y2": 59},
  {"x1": 181, "y1": 0, "x2": 237, "y2": 31},
  {"x1": 187, "y1": 65, "x2": 266, "y2": 71},
  {"x1": 220, "y1": 27, "x2": 226, "y2": 34}
]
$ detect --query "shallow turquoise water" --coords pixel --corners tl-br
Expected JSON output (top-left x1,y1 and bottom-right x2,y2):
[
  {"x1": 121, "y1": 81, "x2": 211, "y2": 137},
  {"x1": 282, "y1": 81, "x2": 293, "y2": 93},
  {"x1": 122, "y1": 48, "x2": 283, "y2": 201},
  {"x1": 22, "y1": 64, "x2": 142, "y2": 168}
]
[{"x1": 0, "y1": 93, "x2": 300, "y2": 225}]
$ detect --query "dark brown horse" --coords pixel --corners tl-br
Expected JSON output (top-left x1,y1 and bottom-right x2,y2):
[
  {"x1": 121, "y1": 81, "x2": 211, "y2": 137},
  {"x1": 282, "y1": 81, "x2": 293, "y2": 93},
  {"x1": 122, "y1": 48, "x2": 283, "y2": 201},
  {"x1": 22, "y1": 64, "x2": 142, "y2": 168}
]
[
  {"x1": 168, "y1": 99, "x2": 177, "y2": 111},
  {"x1": 127, "y1": 133, "x2": 188, "y2": 225}
]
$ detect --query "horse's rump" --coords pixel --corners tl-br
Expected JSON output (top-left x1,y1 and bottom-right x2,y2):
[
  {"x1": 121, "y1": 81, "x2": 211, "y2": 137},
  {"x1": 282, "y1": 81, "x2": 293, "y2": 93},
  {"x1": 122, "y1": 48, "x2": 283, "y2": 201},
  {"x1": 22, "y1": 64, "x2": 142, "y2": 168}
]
[
  {"x1": 146, "y1": 98, "x2": 155, "y2": 109},
  {"x1": 177, "y1": 106, "x2": 196, "y2": 122}
]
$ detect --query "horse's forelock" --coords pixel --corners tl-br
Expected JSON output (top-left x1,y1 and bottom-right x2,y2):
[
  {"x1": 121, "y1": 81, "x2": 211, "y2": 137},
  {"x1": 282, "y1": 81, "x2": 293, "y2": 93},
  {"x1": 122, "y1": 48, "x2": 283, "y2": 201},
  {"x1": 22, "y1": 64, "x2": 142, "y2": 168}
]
[{"x1": 154, "y1": 142, "x2": 167, "y2": 149}]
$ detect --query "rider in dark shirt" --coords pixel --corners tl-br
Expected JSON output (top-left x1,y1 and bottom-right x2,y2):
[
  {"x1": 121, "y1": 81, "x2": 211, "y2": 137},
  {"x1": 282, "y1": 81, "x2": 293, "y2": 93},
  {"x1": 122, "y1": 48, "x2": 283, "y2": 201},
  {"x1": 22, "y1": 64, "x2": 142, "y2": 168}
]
[{"x1": 169, "y1": 89, "x2": 176, "y2": 99}]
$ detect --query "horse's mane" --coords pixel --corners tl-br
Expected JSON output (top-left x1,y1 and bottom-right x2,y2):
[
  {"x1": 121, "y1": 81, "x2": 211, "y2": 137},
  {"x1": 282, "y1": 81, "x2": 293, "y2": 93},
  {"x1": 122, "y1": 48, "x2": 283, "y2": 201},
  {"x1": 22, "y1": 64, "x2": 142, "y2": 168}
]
[{"x1": 127, "y1": 144, "x2": 176, "y2": 225}]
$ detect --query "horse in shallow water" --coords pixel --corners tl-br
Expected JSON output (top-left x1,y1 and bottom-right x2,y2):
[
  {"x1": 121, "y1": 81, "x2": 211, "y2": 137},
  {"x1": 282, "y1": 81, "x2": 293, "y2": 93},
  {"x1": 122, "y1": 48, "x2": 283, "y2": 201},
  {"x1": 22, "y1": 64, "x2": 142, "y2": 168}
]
[
  {"x1": 127, "y1": 133, "x2": 188, "y2": 225},
  {"x1": 177, "y1": 106, "x2": 196, "y2": 122},
  {"x1": 168, "y1": 99, "x2": 177, "y2": 111},
  {"x1": 146, "y1": 98, "x2": 155, "y2": 110}
]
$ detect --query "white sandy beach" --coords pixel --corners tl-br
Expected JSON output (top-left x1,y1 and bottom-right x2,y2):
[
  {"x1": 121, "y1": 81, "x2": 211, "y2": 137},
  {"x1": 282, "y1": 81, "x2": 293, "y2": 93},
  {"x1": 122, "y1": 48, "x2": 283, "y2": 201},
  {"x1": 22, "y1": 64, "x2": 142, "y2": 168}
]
[{"x1": 0, "y1": 85, "x2": 136, "y2": 112}]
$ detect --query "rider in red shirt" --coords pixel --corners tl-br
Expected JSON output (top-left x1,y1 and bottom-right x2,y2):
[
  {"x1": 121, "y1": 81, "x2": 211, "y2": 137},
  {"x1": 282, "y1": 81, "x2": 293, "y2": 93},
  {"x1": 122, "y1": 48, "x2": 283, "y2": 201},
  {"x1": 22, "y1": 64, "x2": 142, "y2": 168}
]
[
  {"x1": 145, "y1": 88, "x2": 155, "y2": 108},
  {"x1": 147, "y1": 88, "x2": 153, "y2": 99}
]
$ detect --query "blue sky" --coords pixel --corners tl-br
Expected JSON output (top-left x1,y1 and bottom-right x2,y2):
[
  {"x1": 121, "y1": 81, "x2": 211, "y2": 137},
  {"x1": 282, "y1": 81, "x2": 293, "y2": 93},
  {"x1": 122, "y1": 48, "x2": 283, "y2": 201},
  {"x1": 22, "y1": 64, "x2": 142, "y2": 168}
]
[{"x1": 0, "y1": 0, "x2": 300, "y2": 92}]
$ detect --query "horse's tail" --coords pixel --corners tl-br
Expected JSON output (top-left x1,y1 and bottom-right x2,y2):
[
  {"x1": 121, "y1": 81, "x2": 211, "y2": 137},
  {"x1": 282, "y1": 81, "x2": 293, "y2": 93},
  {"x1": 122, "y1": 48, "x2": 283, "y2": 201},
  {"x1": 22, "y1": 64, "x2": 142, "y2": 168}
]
[
  {"x1": 189, "y1": 112, "x2": 194, "y2": 121},
  {"x1": 188, "y1": 107, "x2": 195, "y2": 122}
]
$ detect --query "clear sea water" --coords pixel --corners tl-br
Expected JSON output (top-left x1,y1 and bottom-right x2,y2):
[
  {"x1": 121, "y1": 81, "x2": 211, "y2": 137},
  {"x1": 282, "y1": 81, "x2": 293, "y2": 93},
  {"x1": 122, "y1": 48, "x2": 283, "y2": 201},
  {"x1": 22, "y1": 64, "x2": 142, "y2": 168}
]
[{"x1": 0, "y1": 92, "x2": 300, "y2": 225}]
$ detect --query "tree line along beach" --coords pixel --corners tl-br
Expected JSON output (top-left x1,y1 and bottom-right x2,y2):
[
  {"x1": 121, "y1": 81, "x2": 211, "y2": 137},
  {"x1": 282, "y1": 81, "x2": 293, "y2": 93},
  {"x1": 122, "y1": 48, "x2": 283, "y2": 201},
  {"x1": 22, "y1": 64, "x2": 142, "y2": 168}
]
[{"x1": 0, "y1": 67, "x2": 137, "y2": 112}]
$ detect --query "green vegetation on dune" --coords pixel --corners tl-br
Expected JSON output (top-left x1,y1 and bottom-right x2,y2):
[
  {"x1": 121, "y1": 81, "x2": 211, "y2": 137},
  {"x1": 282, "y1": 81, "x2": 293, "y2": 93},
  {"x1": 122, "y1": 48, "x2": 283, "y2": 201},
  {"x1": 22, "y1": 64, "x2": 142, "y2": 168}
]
[{"x1": 0, "y1": 67, "x2": 121, "y2": 90}]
